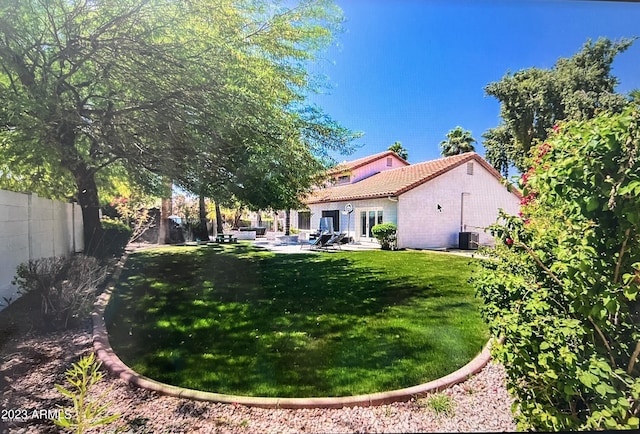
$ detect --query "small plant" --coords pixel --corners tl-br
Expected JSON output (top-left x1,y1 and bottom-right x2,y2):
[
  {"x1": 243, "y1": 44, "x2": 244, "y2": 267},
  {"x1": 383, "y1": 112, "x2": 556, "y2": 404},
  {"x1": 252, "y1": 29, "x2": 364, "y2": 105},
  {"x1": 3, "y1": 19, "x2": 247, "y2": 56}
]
[
  {"x1": 371, "y1": 223, "x2": 397, "y2": 250},
  {"x1": 13, "y1": 255, "x2": 108, "y2": 330},
  {"x1": 54, "y1": 353, "x2": 120, "y2": 433},
  {"x1": 1, "y1": 296, "x2": 12, "y2": 308},
  {"x1": 419, "y1": 392, "x2": 455, "y2": 417}
]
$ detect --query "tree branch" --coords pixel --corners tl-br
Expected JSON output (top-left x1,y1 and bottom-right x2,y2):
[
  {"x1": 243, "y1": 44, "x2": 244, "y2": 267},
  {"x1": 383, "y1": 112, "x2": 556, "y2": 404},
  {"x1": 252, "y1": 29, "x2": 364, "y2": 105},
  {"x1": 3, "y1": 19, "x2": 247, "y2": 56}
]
[
  {"x1": 614, "y1": 228, "x2": 631, "y2": 284},
  {"x1": 628, "y1": 340, "x2": 640, "y2": 374},
  {"x1": 588, "y1": 315, "x2": 617, "y2": 368},
  {"x1": 518, "y1": 241, "x2": 564, "y2": 288}
]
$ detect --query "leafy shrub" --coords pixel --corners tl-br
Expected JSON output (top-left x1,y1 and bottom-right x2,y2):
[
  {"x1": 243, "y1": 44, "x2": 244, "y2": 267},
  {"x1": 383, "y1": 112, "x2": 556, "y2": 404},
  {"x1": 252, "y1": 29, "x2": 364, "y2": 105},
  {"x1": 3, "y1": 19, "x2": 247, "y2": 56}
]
[
  {"x1": 473, "y1": 106, "x2": 640, "y2": 430},
  {"x1": 371, "y1": 223, "x2": 397, "y2": 250},
  {"x1": 13, "y1": 255, "x2": 108, "y2": 330},
  {"x1": 100, "y1": 218, "x2": 132, "y2": 258},
  {"x1": 54, "y1": 353, "x2": 120, "y2": 433}
]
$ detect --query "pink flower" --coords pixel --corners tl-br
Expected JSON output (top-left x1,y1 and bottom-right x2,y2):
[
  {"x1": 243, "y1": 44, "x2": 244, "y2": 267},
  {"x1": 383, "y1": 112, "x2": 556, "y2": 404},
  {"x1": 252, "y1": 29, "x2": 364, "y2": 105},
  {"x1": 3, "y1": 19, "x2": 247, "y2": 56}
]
[
  {"x1": 505, "y1": 238, "x2": 514, "y2": 246},
  {"x1": 552, "y1": 125, "x2": 560, "y2": 133}
]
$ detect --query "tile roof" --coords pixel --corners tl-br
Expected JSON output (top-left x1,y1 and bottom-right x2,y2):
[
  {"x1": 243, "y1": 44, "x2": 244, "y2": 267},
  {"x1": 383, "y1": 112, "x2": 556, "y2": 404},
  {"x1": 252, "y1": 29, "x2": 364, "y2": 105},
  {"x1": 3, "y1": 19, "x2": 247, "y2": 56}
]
[
  {"x1": 327, "y1": 150, "x2": 409, "y2": 175},
  {"x1": 306, "y1": 152, "x2": 519, "y2": 204}
]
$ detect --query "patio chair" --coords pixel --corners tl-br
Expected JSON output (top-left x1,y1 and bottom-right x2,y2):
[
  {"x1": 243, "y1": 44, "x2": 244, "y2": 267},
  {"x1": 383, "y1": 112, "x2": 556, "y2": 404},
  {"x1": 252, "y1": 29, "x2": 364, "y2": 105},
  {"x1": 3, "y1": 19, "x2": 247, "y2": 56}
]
[
  {"x1": 323, "y1": 232, "x2": 346, "y2": 250},
  {"x1": 306, "y1": 233, "x2": 332, "y2": 250}
]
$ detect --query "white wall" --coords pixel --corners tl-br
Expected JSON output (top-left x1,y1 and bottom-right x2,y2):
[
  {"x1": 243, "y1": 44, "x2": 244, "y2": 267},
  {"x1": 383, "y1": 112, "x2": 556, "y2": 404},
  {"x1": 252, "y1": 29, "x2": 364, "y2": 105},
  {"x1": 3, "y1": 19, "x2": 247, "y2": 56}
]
[
  {"x1": 308, "y1": 198, "x2": 398, "y2": 242},
  {"x1": 397, "y1": 162, "x2": 520, "y2": 249},
  {"x1": 0, "y1": 190, "x2": 83, "y2": 309}
]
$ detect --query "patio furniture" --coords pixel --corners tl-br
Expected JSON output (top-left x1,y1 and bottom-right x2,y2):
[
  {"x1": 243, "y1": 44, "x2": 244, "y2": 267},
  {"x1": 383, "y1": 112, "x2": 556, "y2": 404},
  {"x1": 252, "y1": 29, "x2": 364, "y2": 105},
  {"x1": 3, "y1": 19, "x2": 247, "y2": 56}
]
[
  {"x1": 215, "y1": 234, "x2": 237, "y2": 243},
  {"x1": 324, "y1": 232, "x2": 346, "y2": 250},
  {"x1": 304, "y1": 233, "x2": 332, "y2": 250}
]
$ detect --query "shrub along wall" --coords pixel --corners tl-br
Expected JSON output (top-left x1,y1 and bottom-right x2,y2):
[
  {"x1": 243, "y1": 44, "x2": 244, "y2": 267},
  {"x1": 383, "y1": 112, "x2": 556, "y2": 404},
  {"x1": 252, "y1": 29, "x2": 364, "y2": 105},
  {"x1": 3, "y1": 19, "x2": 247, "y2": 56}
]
[{"x1": 0, "y1": 190, "x2": 83, "y2": 308}]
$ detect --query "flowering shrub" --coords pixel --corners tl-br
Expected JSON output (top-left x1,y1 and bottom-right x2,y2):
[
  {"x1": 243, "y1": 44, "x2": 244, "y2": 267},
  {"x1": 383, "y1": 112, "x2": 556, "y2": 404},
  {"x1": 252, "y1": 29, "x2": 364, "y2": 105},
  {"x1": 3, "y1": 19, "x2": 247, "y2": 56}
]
[
  {"x1": 473, "y1": 106, "x2": 640, "y2": 430},
  {"x1": 107, "y1": 195, "x2": 154, "y2": 243}
]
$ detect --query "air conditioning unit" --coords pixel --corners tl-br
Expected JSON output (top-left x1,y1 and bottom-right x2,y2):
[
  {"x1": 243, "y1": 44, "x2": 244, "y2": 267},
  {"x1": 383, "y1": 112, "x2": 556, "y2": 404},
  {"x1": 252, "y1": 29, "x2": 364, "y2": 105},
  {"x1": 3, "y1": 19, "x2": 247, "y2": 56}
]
[{"x1": 459, "y1": 232, "x2": 479, "y2": 250}]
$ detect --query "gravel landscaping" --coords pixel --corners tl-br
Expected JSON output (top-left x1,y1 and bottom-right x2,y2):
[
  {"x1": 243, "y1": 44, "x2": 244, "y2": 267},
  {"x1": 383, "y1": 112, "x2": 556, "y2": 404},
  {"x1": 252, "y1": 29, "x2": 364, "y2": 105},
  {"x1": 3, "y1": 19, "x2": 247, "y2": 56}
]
[
  {"x1": 1, "y1": 255, "x2": 517, "y2": 433},
  {"x1": 1, "y1": 324, "x2": 516, "y2": 432}
]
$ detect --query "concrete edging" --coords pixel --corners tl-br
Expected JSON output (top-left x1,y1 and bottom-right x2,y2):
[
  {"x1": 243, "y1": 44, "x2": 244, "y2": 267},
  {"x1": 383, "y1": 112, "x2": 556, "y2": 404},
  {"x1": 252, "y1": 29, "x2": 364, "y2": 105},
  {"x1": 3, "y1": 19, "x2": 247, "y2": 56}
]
[{"x1": 93, "y1": 252, "x2": 496, "y2": 409}]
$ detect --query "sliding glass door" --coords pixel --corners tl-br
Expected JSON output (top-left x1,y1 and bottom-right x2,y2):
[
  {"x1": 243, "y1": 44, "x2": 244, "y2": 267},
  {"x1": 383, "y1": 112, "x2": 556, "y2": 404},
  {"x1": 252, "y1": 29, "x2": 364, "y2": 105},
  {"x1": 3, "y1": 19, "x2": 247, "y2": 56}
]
[{"x1": 359, "y1": 209, "x2": 383, "y2": 241}]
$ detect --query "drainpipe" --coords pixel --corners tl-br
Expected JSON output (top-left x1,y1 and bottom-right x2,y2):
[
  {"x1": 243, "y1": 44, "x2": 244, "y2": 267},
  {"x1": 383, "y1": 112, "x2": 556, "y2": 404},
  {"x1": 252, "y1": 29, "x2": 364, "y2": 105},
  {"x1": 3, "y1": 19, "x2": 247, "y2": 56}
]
[{"x1": 460, "y1": 192, "x2": 470, "y2": 232}]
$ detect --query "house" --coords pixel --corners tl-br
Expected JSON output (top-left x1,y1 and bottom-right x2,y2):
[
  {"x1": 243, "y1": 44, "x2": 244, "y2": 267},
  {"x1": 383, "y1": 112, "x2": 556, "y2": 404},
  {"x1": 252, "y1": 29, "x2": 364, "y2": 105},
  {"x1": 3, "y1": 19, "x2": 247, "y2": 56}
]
[{"x1": 297, "y1": 151, "x2": 521, "y2": 249}]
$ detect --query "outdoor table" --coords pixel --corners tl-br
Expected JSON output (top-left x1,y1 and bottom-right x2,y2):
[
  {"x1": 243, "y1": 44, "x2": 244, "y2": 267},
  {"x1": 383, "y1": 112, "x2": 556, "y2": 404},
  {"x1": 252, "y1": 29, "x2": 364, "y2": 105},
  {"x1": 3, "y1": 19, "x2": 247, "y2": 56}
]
[{"x1": 215, "y1": 234, "x2": 237, "y2": 243}]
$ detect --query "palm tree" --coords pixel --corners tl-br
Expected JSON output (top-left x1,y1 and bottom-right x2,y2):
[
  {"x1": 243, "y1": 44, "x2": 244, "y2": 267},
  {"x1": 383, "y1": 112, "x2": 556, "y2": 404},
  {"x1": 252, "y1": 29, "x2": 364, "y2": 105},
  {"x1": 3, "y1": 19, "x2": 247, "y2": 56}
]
[
  {"x1": 388, "y1": 141, "x2": 409, "y2": 160},
  {"x1": 440, "y1": 126, "x2": 477, "y2": 156}
]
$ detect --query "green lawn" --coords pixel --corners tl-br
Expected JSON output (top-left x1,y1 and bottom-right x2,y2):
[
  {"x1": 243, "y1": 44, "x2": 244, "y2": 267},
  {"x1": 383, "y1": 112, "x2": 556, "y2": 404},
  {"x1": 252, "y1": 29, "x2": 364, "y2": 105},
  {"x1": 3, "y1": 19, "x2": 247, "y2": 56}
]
[{"x1": 105, "y1": 243, "x2": 489, "y2": 397}]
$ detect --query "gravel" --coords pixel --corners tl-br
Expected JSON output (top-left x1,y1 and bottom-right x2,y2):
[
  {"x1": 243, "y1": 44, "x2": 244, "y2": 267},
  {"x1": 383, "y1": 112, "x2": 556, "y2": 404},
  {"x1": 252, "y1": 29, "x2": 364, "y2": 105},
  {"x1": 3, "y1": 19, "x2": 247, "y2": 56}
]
[{"x1": 1, "y1": 324, "x2": 516, "y2": 433}]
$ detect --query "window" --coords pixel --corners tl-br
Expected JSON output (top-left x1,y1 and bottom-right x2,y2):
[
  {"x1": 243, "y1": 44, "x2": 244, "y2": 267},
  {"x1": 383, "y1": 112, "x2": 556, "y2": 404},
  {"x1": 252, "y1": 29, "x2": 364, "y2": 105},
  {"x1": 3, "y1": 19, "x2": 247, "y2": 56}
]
[
  {"x1": 337, "y1": 174, "x2": 351, "y2": 184},
  {"x1": 321, "y1": 210, "x2": 340, "y2": 232},
  {"x1": 298, "y1": 211, "x2": 311, "y2": 230},
  {"x1": 386, "y1": 157, "x2": 393, "y2": 167},
  {"x1": 467, "y1": 162, "x2": 474, "y2": 175}
]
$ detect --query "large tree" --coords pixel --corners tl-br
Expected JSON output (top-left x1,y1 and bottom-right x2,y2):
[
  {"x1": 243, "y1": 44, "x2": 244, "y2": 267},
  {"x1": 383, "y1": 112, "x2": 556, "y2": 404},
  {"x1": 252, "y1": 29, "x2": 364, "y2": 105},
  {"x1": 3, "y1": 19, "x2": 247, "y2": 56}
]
[
  {"x1": 0, "y1": 0, "x2": 352, "y2": 255},
  {"x1": 439, "y1": 126, "x2": 476, "y2": 157},
  {"x1": 484, "y1": 37, "x2": 633, "y2": 173}
]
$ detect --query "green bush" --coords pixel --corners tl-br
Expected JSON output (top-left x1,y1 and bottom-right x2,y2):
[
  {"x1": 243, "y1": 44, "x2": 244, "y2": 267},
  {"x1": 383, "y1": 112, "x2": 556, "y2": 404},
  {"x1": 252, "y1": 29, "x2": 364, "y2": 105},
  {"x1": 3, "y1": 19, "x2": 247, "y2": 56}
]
[
  {"x1": 100, "y1": 218, "x2": 132, "y2": 258},
  {"x1": 371, "y1": 223, "x2": 397, "y2": 250},
  {"x1": 13, "y1": 255, "x2": 108, "y2": 330},
  {"x1": 473, "y1": 106, "x2": 640, "y2": 430}
]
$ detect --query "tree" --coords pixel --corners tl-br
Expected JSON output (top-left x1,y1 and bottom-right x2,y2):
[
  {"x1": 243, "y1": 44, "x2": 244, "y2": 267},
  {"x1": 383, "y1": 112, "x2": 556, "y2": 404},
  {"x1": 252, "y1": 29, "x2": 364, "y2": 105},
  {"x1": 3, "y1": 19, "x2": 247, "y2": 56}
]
[
  {"x1": 473, "y1": 106, "x2": 640, "y2": 430},
  {"x1": 439, "y1": 126, "x2": 476, "y2": 156},
  {"x1": 482, "y1": 125, "x2": 516, "y2": 177},
  {"x1": 388, "y1": 141, "x2": 408, "y2": 160},
  {"x1": 484, "y1": 37, "x2": 633, "y2": 173},
  {"x1": 0, "y1": 0, "x2": 353, "y2": 255}
]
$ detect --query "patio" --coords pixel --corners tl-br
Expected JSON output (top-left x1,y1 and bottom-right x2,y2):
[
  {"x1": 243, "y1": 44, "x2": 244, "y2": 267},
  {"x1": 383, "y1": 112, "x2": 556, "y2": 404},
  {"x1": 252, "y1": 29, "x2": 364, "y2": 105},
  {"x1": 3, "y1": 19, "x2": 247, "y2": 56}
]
[{"x1": 252, "y1": 232, "x2": 380, "y2": 254}]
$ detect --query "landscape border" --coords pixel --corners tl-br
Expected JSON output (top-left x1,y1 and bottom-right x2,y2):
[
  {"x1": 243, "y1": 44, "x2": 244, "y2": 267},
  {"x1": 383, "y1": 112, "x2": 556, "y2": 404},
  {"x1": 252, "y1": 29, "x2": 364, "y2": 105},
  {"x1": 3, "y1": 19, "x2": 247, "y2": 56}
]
[{"x1": 92, "y1": 249, "x2": 495, "y2": 409}]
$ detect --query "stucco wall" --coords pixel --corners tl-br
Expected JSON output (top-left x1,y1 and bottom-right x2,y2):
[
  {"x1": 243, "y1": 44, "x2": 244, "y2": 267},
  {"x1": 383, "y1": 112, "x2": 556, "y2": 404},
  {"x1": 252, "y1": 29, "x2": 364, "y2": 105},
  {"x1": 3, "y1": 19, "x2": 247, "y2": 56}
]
[
  {"x1": 349, "y1": 154, "x2": 407, "y2": 183},
  {"x1": 0, "y1": 190, "x2": 83, "y2": 309},
  {"x1": 397, "y1": 162, "x2": 520, "y2": 249}
]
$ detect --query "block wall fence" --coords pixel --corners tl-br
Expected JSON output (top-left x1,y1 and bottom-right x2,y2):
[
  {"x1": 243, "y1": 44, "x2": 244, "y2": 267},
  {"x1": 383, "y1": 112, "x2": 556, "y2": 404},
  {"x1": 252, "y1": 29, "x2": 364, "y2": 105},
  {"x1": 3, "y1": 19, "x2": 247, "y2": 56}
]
[{"x1": 0, "y1": 189, "x2": 84, "y2": 310}]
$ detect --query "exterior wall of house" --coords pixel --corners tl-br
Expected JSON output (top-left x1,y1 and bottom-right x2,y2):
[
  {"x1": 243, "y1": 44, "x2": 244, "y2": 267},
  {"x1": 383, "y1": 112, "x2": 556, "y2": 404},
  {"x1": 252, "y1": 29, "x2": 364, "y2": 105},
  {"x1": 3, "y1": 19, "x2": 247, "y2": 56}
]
[
  {"x1": 334, "y1": 154, "x2": 408, "y2": 185},
  {"x1": 396, "y1": 162, "x2": 520, "y2": 249},
  {"x1": 0, "y1": 190, "x2": 83, "y2": 309},
  {"x1": 350, "y1": 154, "x2": 407, "y2": 183},
  {"x1": 306, "y1": 198, "x2": 398, "y2": 242}
]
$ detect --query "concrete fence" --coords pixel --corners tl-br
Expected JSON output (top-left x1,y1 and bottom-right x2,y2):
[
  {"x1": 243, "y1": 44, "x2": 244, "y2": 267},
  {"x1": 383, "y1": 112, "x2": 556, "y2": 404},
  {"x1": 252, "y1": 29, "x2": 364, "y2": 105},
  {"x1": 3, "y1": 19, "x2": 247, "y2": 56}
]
[{"x1": 0, "y1": 189, "x2": 84, "y2": 309}]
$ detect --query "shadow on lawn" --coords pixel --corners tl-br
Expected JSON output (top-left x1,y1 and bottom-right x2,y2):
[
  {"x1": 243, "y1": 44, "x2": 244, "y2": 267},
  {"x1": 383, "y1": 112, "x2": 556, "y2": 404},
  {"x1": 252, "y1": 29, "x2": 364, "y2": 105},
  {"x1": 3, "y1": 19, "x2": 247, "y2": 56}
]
[{"x1": 105, "y1": 244, "x2": 484, "y2": 397}]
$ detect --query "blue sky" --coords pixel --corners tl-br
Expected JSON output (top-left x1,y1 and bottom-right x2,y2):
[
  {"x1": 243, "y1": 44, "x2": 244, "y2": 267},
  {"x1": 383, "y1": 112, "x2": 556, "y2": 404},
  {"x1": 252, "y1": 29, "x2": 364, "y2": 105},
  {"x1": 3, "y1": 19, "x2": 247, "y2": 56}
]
[{"x1": 308, "y1": 0, "x2": 640, "y2": 164}]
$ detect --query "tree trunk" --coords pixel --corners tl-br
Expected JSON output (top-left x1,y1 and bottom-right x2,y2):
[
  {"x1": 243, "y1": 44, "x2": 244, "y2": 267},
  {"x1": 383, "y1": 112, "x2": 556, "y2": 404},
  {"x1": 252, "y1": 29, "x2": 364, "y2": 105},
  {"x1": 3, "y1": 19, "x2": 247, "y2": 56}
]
[
  {"x1": 55, "y1": 119, "x2": 104, "y2": 257},
  {"x1": 195, "y1": 193, "x2": 209, "y2": 241},
  {"x1": 158, "y1": 180, "x2": 172, "y2": 244},
  {"x1": 215, "y1": 201, "x2": 224, "y2": 234},
  {"x1": 74, "y1": 168, "x2": 103, "y2": 257},
  {"x1": 285, "y1": 209, "x2": 291, "y2": 236}
]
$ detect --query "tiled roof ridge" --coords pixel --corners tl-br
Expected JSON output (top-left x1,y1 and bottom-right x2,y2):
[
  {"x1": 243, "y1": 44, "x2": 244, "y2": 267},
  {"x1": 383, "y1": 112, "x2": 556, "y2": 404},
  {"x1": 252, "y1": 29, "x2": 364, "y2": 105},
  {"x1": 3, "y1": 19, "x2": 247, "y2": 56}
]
[{"x1": 328, "y1": 150, "x2": 409, "y2": 174}]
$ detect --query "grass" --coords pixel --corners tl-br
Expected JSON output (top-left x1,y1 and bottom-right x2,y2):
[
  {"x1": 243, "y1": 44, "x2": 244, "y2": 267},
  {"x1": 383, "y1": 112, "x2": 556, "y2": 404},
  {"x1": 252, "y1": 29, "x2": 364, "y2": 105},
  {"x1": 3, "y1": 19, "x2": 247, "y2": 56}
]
[
  {"x1": 419, "y1": 392, "x2": 456, "y2": 417},
  {"x1": 105, "y1": 243, "x2": 488, "y2": 398}
]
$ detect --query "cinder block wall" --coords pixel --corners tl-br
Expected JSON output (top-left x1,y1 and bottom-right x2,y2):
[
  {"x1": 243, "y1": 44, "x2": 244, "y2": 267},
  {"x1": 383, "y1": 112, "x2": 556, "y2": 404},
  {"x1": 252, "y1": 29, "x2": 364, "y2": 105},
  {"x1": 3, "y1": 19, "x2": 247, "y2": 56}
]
[{"x1": 0, "y1": 190, "x2": 83, "y2": 309}]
